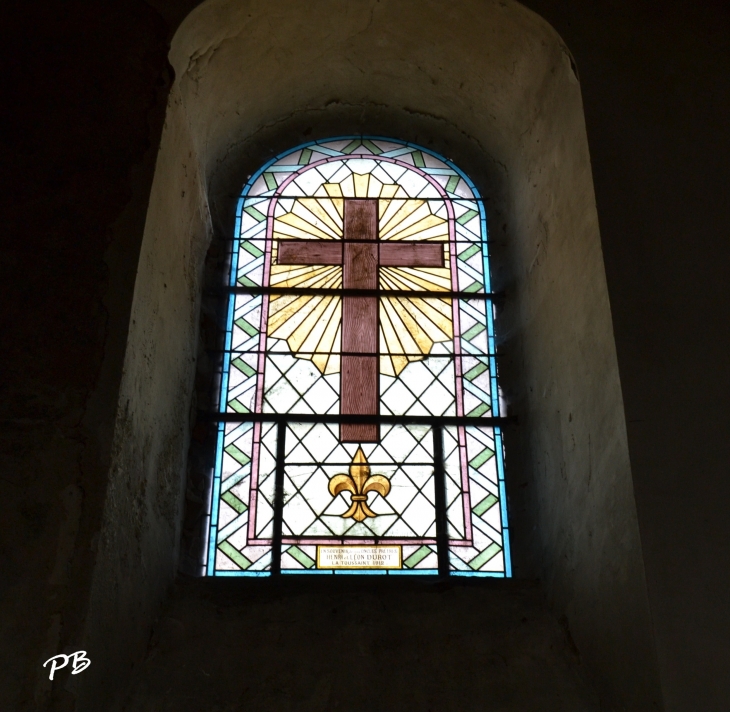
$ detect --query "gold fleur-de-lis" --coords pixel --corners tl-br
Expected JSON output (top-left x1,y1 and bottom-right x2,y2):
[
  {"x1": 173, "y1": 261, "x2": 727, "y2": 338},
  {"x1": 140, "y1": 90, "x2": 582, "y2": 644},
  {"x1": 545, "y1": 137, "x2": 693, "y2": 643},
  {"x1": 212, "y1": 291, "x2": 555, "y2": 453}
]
[{"x1": 328, "y1": 447, "x2": 391, "y2": 522}]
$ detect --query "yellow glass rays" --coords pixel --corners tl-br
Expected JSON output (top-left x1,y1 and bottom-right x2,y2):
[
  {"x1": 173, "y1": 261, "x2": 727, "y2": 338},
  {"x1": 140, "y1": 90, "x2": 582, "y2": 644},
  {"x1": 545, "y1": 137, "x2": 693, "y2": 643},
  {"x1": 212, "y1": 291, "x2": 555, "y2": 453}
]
[{"x1": 268, "y1": 175, "x2": 453, "y2": 376}]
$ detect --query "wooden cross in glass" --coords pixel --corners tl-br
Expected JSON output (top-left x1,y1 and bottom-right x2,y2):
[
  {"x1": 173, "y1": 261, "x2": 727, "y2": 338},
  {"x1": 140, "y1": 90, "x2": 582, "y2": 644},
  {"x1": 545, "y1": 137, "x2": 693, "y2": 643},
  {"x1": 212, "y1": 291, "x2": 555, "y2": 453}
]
[{"x1": 277, "y1": 199, "x2": 443, "y2": 442}]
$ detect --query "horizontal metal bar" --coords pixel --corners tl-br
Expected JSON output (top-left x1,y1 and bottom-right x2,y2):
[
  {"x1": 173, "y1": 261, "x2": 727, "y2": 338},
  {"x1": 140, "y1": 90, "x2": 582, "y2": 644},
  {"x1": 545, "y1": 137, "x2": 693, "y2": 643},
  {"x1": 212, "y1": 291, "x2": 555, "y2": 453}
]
[
  {"x1": 220, "y1": 241, "x2": 496, "y2": 254},
  {"x1": 242, "y1": 197, "x2": 490, "y2": 203},
  {"x1": 226, "y1": 236, "x2": 492, "y2": 243},
  {"x1": 220, "y1": 287, "x2": 501, "y2": 300},
  {"x1": 200, "y1": 412, "x2": 512, "y2": 426},
  {"x1": 261, "y1": 238, "x2": 467, "y2": 244},
  {"x1": 274, "y1": 462, "x2": 437, "y2": 466},
  {"x1": 278, "y1": 537, "x2": 439, "y2": 543},
  {"x1": 210, "y1": 350, "x2": 503, "y2": 358}
]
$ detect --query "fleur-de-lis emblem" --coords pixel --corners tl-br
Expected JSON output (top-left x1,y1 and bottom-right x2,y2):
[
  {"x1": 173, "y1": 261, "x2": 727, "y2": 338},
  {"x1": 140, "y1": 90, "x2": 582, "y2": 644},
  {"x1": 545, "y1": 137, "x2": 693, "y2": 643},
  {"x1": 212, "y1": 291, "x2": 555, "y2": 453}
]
[{"x1": 328, "y1": 447, "x2": 391, "y2": 522}]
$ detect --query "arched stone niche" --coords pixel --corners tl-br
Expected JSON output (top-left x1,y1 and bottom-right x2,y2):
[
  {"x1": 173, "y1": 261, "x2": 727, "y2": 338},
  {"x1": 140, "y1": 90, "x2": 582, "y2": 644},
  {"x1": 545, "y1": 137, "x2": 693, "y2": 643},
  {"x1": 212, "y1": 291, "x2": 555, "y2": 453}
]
[{"x1": 80, "y1": 1, "x2": 661, "y2": 709}]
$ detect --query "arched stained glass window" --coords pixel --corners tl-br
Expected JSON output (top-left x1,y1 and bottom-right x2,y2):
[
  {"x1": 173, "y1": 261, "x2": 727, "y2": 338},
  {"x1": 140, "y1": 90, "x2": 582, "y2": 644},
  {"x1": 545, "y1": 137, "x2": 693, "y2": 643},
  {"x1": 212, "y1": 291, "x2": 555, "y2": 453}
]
[{"x1": 206, "y1": 137, "x2": 511, "y2": 577}]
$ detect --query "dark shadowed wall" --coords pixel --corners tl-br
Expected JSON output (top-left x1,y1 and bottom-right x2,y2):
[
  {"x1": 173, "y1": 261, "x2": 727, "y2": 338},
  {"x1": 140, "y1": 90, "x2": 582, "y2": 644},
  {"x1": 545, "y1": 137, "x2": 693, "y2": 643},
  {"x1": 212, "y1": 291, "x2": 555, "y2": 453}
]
[
  {"x1": 0, "y1": 1, "x2": 727, "y2": 711},
  {"x1": 523, "y1": 3, "x2": 730, "y2": 710}
]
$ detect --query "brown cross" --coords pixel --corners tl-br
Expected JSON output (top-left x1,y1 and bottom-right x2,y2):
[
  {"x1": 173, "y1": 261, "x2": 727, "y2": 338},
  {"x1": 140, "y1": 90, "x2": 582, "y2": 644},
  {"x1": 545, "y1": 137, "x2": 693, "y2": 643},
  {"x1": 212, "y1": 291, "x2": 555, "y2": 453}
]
[{"x1": 277, "y1": 199, "x2": 443, "y2": 442}]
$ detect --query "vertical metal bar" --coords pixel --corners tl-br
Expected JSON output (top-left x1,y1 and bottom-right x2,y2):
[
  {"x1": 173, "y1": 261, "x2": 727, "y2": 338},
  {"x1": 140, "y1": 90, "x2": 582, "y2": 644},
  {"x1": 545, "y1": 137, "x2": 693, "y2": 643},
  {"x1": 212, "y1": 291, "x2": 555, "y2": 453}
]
[
  {"x1": 270, "y1": 421, "x2": 287, "y2": 576},
  {"x1": 432, "y1": 425, "x2": 450, "y2": 578}
]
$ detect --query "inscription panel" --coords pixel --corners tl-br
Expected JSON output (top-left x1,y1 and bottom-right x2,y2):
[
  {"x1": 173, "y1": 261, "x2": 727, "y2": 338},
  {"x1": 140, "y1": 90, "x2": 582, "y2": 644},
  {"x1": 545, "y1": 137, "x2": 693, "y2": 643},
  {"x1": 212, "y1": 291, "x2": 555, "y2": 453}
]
[{"x1": 317, "y1": 545, "x2": 402, "y2": 569}]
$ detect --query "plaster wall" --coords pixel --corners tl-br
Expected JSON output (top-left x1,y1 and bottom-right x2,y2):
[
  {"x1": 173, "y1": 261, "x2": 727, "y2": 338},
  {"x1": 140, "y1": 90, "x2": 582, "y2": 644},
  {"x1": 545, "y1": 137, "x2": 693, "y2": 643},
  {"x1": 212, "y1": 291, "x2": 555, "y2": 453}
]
[
  {"x1": 0, "y1": 3, "x2": 174, "y2": 710},
  {"x1": 523, "y1": 5, "x2": 730, "y2": 709},
  {"x1": 76, "y1": 0, "x2": 658, "y2": 709},
  {"x1": 75, "y1": 84, "x2": 211, "y2": 710},
  {"x1": 124, "y1": 578, "x2": 600, "y2": 712},
  {"x1": 7, "y1": 1, "x2": 726, "y2": 711},
  {"x1": 501, "y1": 60, "x2": 660, "y2": 708}
]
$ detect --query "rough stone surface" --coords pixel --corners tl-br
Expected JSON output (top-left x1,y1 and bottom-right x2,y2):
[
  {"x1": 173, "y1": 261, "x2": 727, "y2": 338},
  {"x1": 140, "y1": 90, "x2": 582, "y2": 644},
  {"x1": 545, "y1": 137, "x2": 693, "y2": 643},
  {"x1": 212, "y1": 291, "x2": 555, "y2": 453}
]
[
  {"x1": 122, "y1": 577, "x2": 599, "y2": 712},
  {"x1": 0, "y1": 2, "x2": 173, "y2": 711},
  {"x1": 162, "y1": 2, "x2": 659, "y2": 710},
  {"x1": 1, "y1": 1, "x2": 728, "y2": 711}
]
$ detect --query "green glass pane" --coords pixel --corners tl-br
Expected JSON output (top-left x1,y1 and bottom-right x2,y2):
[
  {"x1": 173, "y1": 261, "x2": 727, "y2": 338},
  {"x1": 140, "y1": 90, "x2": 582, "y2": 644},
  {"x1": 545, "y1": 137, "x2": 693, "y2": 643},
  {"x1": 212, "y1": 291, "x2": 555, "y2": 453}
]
[
  {"x1": 237, "y1": 275, "x2": 257, "y2": 288},
  {"x1": 469, "y1": 446, "x2": 495, "y2": 470},
  {"x1": 458, "y1": 244, "x2": 481, "y2": 262},
  {"x1": 245, "y1": 205, "x2": 267, "y2": 221},
  {"x1": 362, "y1": 139, "x2": 383, "y2": 155},
  {"x1": 473, "y1": 493, "x2": 498, "y2": 517},
  {"x1": 463, "y1": 362, "x2": 488, "y2": 381},
  {"x1": 404, "y1": 545, "x2": 431, "y2": 568},
  {"x1": 222, "y1": 491, "x2": 247, "y2": 514},
  {"x1": 469, "y1": 542, "x2": 501, "y2": 570},
  {"x1": 242, "y1": 241, "x2": 264, "y2": 257},
  {"x1": 463, "y1": 281, "x2": 483, "y2": 293},
  {"x1": 462, "y1": 322, "x2": 486, "y2": 341},
  {"x1": 234, "y1": 318, "x2": 258, "y2": 337},
  {"x1": 466, "y1": 402, "x2": 491, "y2": 418},
  {"x1": 224, "y1": 443, "x2": 251, "y2": 467},
  {"x1": 341, "y1": 139, "x2": 361, "y2": 154},
  {"x1": 287, "y1": 545, "x2": 316, "y2": 569},
  {"x1": 218, "y1": 541, "x2": 251, "y2": 570},
  {"x1": 228, "y1": 399, "x2": 249, "y2": 414},
  {"x1": 457, "y1": 209, "x2": 479, "y2": 225},
  {"x1": 232, "y1": 357, "x2": 256, "y2": 378}
]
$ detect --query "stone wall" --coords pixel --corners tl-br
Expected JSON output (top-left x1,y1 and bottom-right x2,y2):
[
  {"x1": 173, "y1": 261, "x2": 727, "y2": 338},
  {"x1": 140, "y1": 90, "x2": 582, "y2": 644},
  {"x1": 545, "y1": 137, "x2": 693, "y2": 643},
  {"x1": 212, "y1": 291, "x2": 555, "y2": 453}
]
[
  {"x1": 124, "y1": 577, "x2": 600, "y2": 712},
  {"x1": 1, "y1": 1, "x2": 728, "y2": 711}
]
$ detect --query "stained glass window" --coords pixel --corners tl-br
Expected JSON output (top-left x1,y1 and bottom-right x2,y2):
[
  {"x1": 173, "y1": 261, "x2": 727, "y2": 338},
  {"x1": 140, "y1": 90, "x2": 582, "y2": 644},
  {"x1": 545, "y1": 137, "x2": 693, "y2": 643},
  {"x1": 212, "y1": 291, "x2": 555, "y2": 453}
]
[{"x1": 205, "y1": 137, "x2": 511, "y2": 577}]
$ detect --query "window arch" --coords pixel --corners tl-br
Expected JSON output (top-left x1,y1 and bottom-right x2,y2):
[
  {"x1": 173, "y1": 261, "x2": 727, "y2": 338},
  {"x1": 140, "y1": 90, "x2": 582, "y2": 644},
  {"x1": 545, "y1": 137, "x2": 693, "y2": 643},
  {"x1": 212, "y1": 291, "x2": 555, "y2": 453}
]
[{"x1": 206, "y1": 136, "x2": 510, "y2": 577}]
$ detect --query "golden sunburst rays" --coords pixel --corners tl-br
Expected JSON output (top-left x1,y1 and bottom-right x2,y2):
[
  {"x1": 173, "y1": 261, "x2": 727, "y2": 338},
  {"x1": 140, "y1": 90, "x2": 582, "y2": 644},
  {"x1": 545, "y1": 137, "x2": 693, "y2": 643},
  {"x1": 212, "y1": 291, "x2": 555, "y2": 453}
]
[
  {"x1": 377, "y1": 192, "x2": 452, "y2": 376},
  {"x1": 268, "y1": 174, "x2": 453, "y2": 376},
  {"x1": 267, "y1": 245, "x2": 342, "y2": 374},
  {"x1": 379, "y1": 196, "x2": 449, "y2": 243},
  {"x1": 273, "y1": 196, "x2": 343, "y2": 241},
  {"x1": 379, "y1": 288, "x2": 454, "y2": 377}
]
